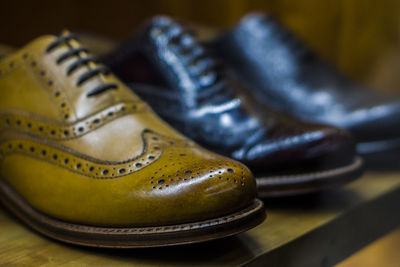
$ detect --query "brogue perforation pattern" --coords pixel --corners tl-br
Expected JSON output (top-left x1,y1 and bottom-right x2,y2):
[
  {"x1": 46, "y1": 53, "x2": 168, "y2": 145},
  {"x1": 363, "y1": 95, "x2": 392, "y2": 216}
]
[
  {"x1": 0, "y1": 128, "x2": 250, "y2": 189},
  {"x1": 148, "y1": 147, "x2": 250, "y2": 190},
  {"x1": 0, "y1": 50, "x2": 73, "y2": 120},
  {"x1": 0, "y1": 102, "x2": 147, "y2": 140},
  {"x1": 0, "y1": 130, "x2": 180, "y2": 179}
]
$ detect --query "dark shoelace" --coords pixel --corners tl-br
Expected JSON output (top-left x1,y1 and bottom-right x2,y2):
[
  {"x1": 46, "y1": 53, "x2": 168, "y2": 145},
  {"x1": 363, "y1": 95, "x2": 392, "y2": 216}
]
[
  {"x1": 162, "y1": 24, "x2": 222, "y2": 90},
  {"x1": 46, "y1": 33, "x2": 118, "y2": 97},
  {"x1": 155, "y1": 22, "x2": 246, "y2": 111}
]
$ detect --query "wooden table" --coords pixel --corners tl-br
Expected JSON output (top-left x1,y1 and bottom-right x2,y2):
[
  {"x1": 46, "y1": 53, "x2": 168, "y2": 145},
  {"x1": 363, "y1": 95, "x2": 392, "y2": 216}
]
[{"x1": 1, "y1": 171, "x2": 400, "y2": 267}]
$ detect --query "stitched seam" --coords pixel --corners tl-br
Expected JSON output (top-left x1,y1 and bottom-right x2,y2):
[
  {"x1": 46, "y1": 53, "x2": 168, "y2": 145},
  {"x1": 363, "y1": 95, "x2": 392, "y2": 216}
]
[
  {"x1": 0, "y1": 130, "x2": 190, "y2": 179},
  {"x1": 0, "y1": 102, "x2": 148, "y2": 140}
]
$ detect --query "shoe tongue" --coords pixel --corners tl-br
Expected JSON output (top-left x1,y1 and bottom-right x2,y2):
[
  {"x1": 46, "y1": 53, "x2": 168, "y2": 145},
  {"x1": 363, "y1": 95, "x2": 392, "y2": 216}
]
[
  {"x1": 235, "y1": 13, "x2": 278, "y2": 37},
  {"x1": 147, "y1": 16, "x2": 178, "y2": 31},
  {"x1": 26, "y1": 30, "x2": 72, "y2": 55},
  {"x1": 240, "y1": 12, "x2": 270, "y2": 24},
  {"x1": 232, "y1": 13, "x2": 312, "y2": 62}
]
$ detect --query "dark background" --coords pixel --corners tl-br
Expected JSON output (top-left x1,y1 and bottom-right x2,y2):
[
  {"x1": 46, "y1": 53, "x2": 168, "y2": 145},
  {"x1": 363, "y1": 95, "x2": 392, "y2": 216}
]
[{"x1": 1, "y1": 0, "x2": 399, "y2": 91}]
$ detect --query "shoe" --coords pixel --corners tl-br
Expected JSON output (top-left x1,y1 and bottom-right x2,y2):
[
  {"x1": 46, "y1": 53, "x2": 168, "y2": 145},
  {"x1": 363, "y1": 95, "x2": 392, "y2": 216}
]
[
  {"x1": 0, "y1": 31, "x2": 265, "y2": 248},
  {"x1": 210, "y1": 13, "x2": 400, "y2": 166},
  {"x1": 102, "y1": 16, "x2": 363, "y2": 197}
]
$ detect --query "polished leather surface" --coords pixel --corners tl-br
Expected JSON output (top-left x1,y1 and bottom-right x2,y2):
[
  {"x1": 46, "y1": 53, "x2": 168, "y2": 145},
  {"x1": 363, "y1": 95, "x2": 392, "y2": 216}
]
[
  {"x1": 211, "y1": 13, "x2": 400, "y2": 152},
  {"x1": 103, "y1": 16, "x2": 356, "y2": 176},
  {"x1": 0, "y1": 33, "x2": 257, "y2": 227}
]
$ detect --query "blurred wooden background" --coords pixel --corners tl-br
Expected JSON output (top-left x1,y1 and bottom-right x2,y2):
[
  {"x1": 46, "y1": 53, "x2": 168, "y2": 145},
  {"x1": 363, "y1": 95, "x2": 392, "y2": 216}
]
[{"x1": 1, "y1": 0, "x2": 400, "y2": 90}]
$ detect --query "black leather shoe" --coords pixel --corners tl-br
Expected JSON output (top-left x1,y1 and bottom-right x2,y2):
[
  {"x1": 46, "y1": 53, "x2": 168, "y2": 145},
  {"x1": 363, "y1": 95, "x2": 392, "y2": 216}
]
[
  {"x1": 210, "y1": 13, "x2": 400, "y2": 166},
  {"x1": 102, "y1": 16, "x2": 363, "y2": 197}
]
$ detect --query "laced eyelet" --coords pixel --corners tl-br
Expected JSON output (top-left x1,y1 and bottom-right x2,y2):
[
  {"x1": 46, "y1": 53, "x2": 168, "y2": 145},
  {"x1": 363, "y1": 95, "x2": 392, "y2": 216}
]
[
  {"x1": 163, "y1": 24, "x2": 220, "y2": 90},
  {"x1": 45, "y1": 33, "x2": 118, "y2": 97}
]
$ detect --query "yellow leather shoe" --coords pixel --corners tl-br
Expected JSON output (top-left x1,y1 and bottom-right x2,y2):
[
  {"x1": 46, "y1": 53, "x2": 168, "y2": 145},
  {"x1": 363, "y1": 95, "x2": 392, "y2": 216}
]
[{"x1": 0, "y1": 32, "x2": 264, "y2": 248}]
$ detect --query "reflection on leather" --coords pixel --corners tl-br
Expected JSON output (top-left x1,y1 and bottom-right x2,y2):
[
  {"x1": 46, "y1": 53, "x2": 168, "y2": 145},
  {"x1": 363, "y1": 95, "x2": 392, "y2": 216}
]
[
  {"x1": 104, "y1": 16, "x2": 356, "y2": 174},
  {"x1": 212, "y1": 13, "x2": 400, "y2": 146}
]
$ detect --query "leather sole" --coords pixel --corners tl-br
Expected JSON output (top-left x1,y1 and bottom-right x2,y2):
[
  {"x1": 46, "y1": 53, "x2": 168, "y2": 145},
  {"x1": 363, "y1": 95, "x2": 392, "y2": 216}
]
[
  {"x1": 0, "y1": 179, "x2": 265, "y2": 248},
  {"x1": 256, "y1": 156, "x2": 363, "y2": 197}
]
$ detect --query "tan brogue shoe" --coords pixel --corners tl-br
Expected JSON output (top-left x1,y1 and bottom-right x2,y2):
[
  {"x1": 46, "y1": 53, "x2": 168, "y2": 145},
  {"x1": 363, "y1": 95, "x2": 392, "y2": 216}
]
[{"x1": 0, "y1": 32, "x2": 264, "y2": 248}]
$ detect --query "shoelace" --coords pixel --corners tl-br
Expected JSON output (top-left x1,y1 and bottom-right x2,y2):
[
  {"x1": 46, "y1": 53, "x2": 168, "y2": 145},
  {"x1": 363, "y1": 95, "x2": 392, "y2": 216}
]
[
  {"x1": 156, "y1": 22, "x2": 245, "y2": 113},
  {"x1": 161, "y1": 24, "x2": 222, "y2": 90},
  {"x1": 46, "y1": 33, "x2": 118, "y2": 97}
]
